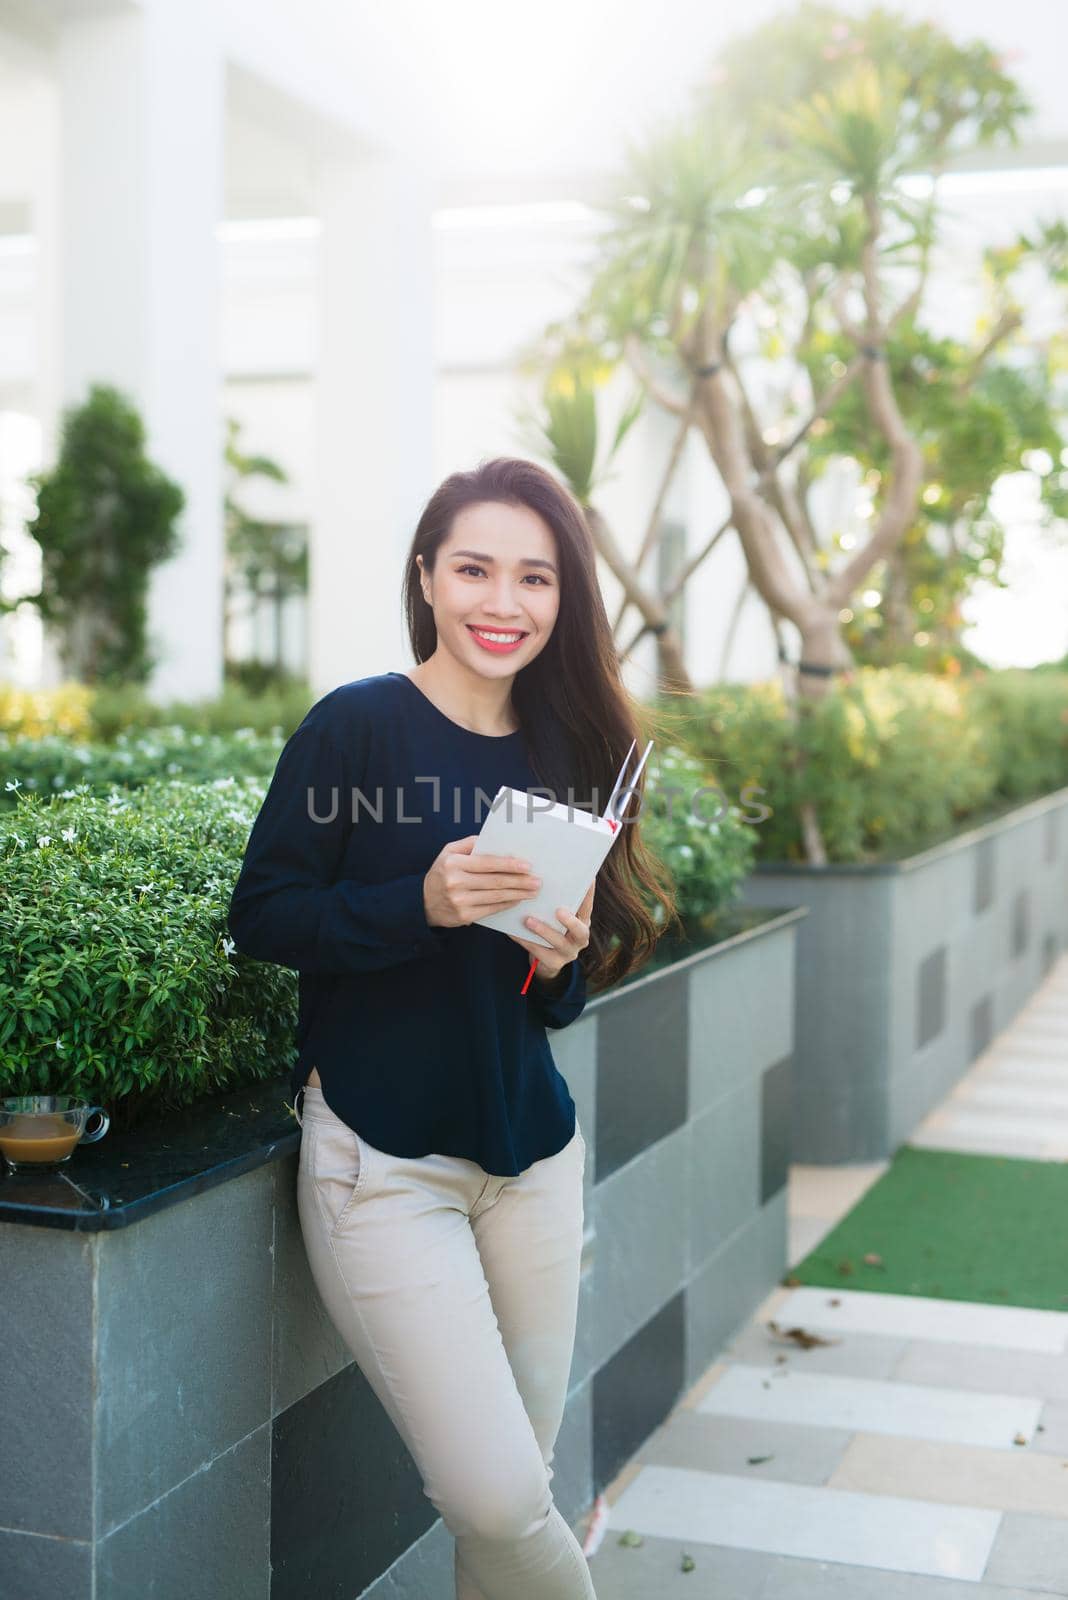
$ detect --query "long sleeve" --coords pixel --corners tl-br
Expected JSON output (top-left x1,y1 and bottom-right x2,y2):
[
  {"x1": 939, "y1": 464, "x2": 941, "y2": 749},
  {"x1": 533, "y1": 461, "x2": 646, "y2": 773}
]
[
  {"x1": 528, "y1": 956, "x2": 587, "y2": 1030},
  {"x1": 228, "y1": 720, "x2": 446, "y2": 975}
]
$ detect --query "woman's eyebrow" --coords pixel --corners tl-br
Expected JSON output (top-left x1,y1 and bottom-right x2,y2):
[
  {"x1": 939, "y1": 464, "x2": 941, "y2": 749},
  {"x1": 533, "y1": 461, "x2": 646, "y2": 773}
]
[{"x1": 450, "y1": 548, "x2": 558, "y2": 574}]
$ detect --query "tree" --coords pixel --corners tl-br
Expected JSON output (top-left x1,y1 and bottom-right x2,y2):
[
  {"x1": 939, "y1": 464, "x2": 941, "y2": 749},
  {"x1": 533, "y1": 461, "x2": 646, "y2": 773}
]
[
  {"x1": 223, "y1": 417, "x2": 306, "y2": 683},
  {"x1": 520, "y1": 3, "x2": 1066, "y2": 702},
  {"x1": 24, "y1": 384, "x2": 184, "y2": 685}
]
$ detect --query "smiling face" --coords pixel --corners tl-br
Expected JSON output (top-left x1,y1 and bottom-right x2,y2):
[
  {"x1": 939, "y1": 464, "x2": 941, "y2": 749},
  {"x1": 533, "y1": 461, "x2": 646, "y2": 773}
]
[{"x1": 417, "y1": 500, "x2": 561, "y2": 678}]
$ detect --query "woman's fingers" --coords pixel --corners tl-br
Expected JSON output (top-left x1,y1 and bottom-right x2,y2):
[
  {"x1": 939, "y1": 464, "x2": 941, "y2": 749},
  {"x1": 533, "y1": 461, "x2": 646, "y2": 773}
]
[
  {"x1": 524, "y1": 907, "x2": 584, "y2": 951},
  {"x1": 464, "y1": 851, "x2": 535, "y2": 875},
  {"x1": 535, "y1": 903, "x2": 591, "y2": 951}
]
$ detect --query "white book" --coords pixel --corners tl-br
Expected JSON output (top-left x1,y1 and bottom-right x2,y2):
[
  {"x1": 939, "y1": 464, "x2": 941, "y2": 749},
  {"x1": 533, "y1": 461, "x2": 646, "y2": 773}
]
[{"x1": 470, "y1": 737, "x2": 654, "y2": 949}]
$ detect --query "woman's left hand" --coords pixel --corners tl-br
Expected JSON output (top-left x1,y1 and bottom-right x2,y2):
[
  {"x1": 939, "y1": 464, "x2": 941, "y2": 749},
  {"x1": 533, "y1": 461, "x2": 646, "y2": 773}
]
[{"x1": 507, "y1": 878, "x2": 595, "y2": 980}]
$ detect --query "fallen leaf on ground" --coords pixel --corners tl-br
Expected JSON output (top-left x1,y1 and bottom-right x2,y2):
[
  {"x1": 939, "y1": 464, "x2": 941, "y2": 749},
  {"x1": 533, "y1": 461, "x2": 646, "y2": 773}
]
[{"x1": 766, "y1": 1319, "x2": 841, "y2": 1349}]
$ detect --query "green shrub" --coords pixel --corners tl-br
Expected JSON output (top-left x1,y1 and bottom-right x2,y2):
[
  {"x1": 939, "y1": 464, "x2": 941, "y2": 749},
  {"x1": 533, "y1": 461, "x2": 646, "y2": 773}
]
[
  {"x1": 0, "y1": 674, "x2": 314, "y2": 744},
  {"x1": 85, "y1": 674, "x2": 314, "y2": 741},
  {"x1": 640, "y1": 743, "x2": 758, "y2": 926},
  {"x1": 26, "y1": 383, "x2": 184, "y2": 686},
  {"x1": 674, "y1": 666, "x2": 1068, "y2": 864},
  {"x1": 0, "y1": 726, "x2": 283, "y2": 811},
  {"x1": 966, "y1": 668, "x2": 1068, "y2": 802},
  {"x1": 0, "y1": 781, "x2": 297, "y2": 1124}
]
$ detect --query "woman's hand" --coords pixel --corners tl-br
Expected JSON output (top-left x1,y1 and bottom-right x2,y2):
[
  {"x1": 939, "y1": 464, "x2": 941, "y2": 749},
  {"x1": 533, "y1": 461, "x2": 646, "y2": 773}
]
[
  {"x1": 423, "y1": 835, "x2": 542, "y2": 929},
  {"x1": 508, "y1": 877, "x2": 595, "y2": 980}
]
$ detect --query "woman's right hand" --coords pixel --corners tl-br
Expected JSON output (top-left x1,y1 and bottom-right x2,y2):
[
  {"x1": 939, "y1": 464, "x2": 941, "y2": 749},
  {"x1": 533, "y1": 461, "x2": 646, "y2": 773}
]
[{"x1": 423, "y1": 835, "x2": 542, "y2": 929}]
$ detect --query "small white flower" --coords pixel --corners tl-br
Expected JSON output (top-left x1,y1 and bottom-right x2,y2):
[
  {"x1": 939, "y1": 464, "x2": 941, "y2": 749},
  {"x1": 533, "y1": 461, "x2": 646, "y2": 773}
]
[
  {"x1": 61, "y1": 826, "x2": 77, "y2": 842},
  {"x1": 135, "y1": 882, "x2": 155, "y2": 895},
  {"x1": 55, "y1": 1039, "x2": 65, "y2": 1053},
  {"x1": 37, "y1": 834, "x2": 52, "y2": 848},
  {"x1": 59, "y1": 789, "x2": 77, "y2": 800},
  {"x1": 11, "y1": 831, "x2": 25, "y2": 848},
  {"x1": 221, "y1": 935, "x2": 237, "y2": 957},
  {"x1": 5, "y1": 778, "x2": 21, "y2": 791}
]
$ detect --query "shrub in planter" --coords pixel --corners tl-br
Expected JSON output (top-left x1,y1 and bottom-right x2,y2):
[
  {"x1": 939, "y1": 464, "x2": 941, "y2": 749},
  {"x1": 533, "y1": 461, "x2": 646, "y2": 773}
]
[
  {"x1": 0, "y1": 726, "x2": 283, "y2": 811},
  {"x1": 678, "y1": 666, "x2": 1026, "y2": 864},
  {"x1": 0, "y1": 780, "x2": 297, "y2": 1128},
  {"x1": 0, "y1": 744, "x2": 763, "y2": 1123},
  {"x1": 640, "y1": 744, "x2": 758, "y2": 928},
  {"x1": 967, "y1": 668, "x2": 1068, "y2": 802}
]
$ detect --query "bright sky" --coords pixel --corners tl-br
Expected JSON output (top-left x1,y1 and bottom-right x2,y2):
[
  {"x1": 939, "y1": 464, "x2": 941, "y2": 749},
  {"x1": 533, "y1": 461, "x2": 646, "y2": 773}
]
[
  {"x1": 961, "y1": 479, "x2": 1068, "y2": 668},
  {"x1": 344, "y1": 0, "x2": 1068, "y2": 179}
]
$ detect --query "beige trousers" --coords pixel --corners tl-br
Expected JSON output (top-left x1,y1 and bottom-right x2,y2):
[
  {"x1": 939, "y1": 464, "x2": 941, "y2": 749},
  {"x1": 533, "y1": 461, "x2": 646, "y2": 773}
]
[{"x1": 295, "y1": 1084, "x2": 596, "y2": 1600}]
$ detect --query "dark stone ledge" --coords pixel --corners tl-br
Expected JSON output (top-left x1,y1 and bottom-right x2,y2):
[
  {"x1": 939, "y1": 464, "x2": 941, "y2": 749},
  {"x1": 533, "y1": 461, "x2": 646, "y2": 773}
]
[{"x1": 0, "y1": 1075, "x2": 299, "y2": 1234}]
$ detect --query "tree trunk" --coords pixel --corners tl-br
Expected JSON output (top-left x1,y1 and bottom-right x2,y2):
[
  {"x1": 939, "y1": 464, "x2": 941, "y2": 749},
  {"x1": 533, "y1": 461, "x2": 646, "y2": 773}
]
[{"x1": 583, "y1": 503, "x2": 695, "y2": 696}]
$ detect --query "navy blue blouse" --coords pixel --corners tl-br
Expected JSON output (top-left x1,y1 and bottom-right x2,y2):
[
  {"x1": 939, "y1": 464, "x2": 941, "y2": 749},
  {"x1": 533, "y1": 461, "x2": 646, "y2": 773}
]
[{"x1": 227, "y1": 671, "x2": 588, "y2": 1175}]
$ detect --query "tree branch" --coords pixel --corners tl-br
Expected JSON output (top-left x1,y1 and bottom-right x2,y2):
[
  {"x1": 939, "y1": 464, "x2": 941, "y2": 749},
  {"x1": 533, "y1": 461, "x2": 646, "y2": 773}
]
[
  {"x1": 622, "y1": 333, "x2": 691, "y2": 416},
  {"x1": 610, "y1": 376, "x2": 699, "y2": 635}
]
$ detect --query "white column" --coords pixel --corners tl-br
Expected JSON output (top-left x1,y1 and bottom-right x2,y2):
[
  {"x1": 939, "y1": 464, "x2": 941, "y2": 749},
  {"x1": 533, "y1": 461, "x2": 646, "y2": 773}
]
[
  {"x1": 310, "y1": 152, "x2": 435, "y2": 699},
  {"x1": 57, "y1": 0, "x2": 224, "y2": 701}
]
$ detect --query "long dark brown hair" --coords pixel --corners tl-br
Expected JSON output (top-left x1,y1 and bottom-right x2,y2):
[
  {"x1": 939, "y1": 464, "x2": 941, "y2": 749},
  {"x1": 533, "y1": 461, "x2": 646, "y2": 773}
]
[{"x1": 401, "y1": 456, "x2": 683, "y2": 994}]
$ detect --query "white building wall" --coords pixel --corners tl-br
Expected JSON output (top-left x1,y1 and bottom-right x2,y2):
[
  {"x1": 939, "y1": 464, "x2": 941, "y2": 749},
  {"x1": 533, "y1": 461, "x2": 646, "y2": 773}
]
[
  {"x1": 55, "y1": 1, "x2": 225, "y2": 700},
  {"x1": 1, "y1": 9, "x2": 1067, "y2": 694}
]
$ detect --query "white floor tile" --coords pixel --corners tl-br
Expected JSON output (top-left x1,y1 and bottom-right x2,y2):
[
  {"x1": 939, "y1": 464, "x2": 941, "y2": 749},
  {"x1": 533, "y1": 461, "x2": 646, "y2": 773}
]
[
  {"x1": 606, "y1": 1464, "x2": 1000, "y2": 1581},
  {"x1": 1001, "y1": 1027, "x2": 1068, "y2": 1047},
  {"x1": 788, "y1": 1164, "x2": 889, "y2": 1220},
  {"x1": 699, "y1": 1364, "x2": 1043, "y2": 1448},
  {"x1": 787, "y1": 1215, "x2": 837, "y2": 1267},
  {"x1": 978, "y1": 1060, "x2": 1068, "y2": 1088},
  {"x1": 772, "y1": 1287, "x2": 1068, "y2": 1354},
  {"x1": 984, "y1": 1037, "x2": 1068, "y2": 1059},
  {"x1": 908, "y1": 1125, "x2": 1052, "y2": 1159},
  {"x1": 953, "y1": 1081, "x2": 1068, "y2": 1113},
  {"x1": 915, "y1": 1108, "x2": 1067, "y2": 1144}
]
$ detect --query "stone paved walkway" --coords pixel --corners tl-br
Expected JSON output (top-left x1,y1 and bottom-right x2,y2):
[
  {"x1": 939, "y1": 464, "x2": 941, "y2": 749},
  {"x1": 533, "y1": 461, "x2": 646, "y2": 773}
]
[{"x1": 582, "y1": 955, "x2": 1068, "y2": 1597}]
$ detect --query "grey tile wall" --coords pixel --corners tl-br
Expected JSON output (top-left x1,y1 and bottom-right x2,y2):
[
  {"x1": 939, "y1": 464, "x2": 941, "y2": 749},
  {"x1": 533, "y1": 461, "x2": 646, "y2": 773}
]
[
  {"x1": 1012, "y1": 886, "x2": 1031, "y2": 959},
  {"x1": 916, "y1": 944, "x2": 947, "y2": 1050},
  {"x1": 970, "y1": 992, "x2": 994, "y2": 1059},
  {"x1": 974, "y1": 835, "x2": 995, "y2": 913},
  {"x1": 740, "y1": 787, "x2": 1068, "y2": 1163},
  {"x1": 0, "y1": 908, "x2": 799, "y2": 1600}
]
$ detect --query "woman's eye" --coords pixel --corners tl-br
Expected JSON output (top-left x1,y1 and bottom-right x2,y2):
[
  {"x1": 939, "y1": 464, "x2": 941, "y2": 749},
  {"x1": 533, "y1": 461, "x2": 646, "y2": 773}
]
[{"x1": 456, "y1": 565, "x2": 548, "y2": 585}]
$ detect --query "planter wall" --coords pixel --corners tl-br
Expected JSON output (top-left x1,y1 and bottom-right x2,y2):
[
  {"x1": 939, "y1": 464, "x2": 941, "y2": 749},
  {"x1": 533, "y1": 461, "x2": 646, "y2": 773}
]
[
  {"x1": 739, "y1": 785, "x2": 1068, "y2": 1165},
  {"x1": 0, "y1": 906, "x2": 801, "y2": 1600}
]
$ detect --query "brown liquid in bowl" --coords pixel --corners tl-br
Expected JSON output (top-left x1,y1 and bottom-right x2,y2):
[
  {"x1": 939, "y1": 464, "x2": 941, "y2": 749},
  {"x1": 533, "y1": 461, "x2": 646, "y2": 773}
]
[{"x1": 0, "y1": 1114, "x2": 81, "y2": 1163}]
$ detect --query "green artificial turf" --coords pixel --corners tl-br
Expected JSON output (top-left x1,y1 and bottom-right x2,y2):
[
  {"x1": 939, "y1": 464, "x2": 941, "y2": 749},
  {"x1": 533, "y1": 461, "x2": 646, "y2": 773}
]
[{"x1": 785, "y1": 1144, "x2": 1068, "y2": 1312}]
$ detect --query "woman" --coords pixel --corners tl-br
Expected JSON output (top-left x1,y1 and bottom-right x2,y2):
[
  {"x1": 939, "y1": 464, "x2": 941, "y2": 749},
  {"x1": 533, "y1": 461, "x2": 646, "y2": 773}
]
[{"x1": 228, "y1": 456, "x2": 677, "y2": 1600}]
